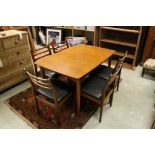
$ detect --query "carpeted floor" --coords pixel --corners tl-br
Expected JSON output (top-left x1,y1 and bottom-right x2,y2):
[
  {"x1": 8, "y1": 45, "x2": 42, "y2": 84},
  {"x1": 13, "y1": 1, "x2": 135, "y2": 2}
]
[{"x1": 5, "y1": 87, "x2": 98, "y2": 129}]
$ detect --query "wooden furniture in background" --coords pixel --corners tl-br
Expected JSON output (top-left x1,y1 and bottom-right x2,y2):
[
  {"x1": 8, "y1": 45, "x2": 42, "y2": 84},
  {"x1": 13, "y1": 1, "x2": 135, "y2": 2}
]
[
  {"x1": 142, "y1": 38, "x2": 155, "y2": 77},
  {"x1": 35, "y1": 44, "x2": 115, "y2": 114},
  {"x1": 141, "y1": 27, "x2": 155, "y2": 63},
  {"x1": 39, "y1": 26, "x2": 97, "y2": 46},
  {"x1": 142, "y1": 58, "x2": 155, "y2": 77},
  {"x1": 11, "y1": 26, "x2": 57, "y2": 78},
  {"x1": 11, "y1": 26, "x2": 36, "y2": 54},
  {"x1": 0, "y1": 30, "x2": 33, "y2": 92},
  {"x1": 99, "y1": 26, "x2": 142, "y2": 70}
]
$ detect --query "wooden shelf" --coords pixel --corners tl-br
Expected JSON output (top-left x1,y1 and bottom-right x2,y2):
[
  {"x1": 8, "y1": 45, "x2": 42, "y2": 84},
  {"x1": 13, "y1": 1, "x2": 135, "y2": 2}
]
[
  {"x1": 104, "y1": 59, "x2": 134, "y2": 70},
  {"x1": 100, "y1": 39, "x2": 137, "y2": 47},
  {"x1": 101, "y1": 26, "x2": 140, "y2": 33},
  {"x1": 115, "y1": 52, "x2": 135, "y2": 59},
  {"x1": 73, "y1": 29, "x2": 94, "y2": 32},
  {"x1": 46, "y1": 26, "x2": 96, "y2": 46},
  {"x1": 111, "y1": 60, "x2": 134, "y2": 70},
  {"x1": 56, "y1": 27, "x2": 73, "y2": 30},
  {"x1": 85, "y1": 30, "x2": 94, "y2": 32},
  {"x1": 55, "y1": 27, "x2": 95, "y2": 32},
  {"x1": 99, "y1": 26, "x2": 142, "y2": 70}
]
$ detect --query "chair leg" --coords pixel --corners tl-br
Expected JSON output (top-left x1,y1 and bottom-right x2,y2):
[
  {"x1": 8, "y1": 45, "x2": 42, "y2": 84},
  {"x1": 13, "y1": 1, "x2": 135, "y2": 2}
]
[
  {"x1": 55, "y1": 119, "x2": 61, "y2": 128},
  {"x1": 99, "y1": 103, "x2": 104, "y2": 123},
  {"x1": 34, "y1": 97, "x2": 40, "y2": 114},
  {"x1": 109, "y1": 91, "x2": 114, "y2": 107},
  {"x1": 117, "y1": 69, "x2": 122, "y2": 91},
  {"x1": 116, "y1": 76, "x2": 120, "y2": 91},
  {"x1": 55, "y1": 111, "x2": 61, "y2": 128},
  {"x1": 142, "y1": 68, "x2": 145, "y2": 77}
]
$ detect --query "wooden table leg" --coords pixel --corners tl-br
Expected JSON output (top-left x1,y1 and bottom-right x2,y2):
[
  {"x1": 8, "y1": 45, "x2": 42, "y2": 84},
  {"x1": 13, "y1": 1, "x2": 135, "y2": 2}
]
[{"x1": 76, "y1": 79, "x2": 81, "y2": 115}]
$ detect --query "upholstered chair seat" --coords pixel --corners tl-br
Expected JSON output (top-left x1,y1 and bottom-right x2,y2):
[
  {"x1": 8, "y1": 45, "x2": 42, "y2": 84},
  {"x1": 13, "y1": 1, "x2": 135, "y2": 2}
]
[
  {"x1": 143, "y1": 58, "x2": 155, "y2": 70},
  {"x1": 142, "y1": 58, "x2": 155, "y2": 77},
  {"x1": 37, "y1": 80, "x2": 71, "y2": 102},
  {"x1": 92, "y1": 65, "x2": 114, "y2": 80},
  {"x1": 81, "y1": 76, "x2": 108, "y2": 99}
]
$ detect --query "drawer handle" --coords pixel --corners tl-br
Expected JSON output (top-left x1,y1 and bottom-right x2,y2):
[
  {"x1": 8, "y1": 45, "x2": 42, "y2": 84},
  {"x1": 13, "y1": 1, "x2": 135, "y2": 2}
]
[
  {"x1": 15, "y1": 40, "x2": 19, "y2": 44},
  {"x1": 19, "y1": 62, "x2": 23, "y2": 65}
]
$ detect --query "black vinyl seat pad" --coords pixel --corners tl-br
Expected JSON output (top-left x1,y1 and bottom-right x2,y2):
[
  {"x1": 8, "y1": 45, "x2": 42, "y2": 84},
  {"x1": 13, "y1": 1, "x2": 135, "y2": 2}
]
[
  {"x1": 94, "y1": 65, "x2": 113, "y2": 80},
  {"x1": 36, "y1": 80, "x2": 71, "y2": 102},
  {"x1": 81, "y1": 76, "x2": 108, "y2": 99}
]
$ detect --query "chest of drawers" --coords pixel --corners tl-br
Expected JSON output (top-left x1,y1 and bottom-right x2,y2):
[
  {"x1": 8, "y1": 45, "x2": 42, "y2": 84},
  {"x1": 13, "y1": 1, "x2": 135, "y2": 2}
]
[{"x1": 0, "y1": 30, "x2": 33, "y2": 92}]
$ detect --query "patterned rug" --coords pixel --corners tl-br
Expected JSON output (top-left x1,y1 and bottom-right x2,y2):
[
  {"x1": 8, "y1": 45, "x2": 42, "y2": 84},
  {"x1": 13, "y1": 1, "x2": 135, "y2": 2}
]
[{"x1": 5, "y1": 88, "x2": 98, "y2": 129}]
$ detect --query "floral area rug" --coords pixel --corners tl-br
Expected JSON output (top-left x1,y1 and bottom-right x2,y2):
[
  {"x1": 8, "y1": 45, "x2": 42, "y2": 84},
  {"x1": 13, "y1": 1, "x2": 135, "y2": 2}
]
[{"x1": 5, "y1": 88, "x2": 98, "y2": 129}]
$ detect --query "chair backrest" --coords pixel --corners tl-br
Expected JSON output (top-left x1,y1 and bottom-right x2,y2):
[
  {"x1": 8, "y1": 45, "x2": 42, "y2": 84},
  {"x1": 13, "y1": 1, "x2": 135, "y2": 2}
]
[
  {"x1": 119, "y1": 51, "x2": 128, "y2": 63},
  {"x1": 32, "y1": 46, "x2": 52, "y2": 61},
  {"x1": 49, "y1": 40, "x2": 69, "y2": 53},
  {"x1": 102, "y1": 51, "x2": 128, "y2": 99},
  {"x1": 29, "y1": 46, "x2": 53, "y2": 76},
  {"x1": 24, "y1": 69, "x2": 58, "y2": 104},
  {"x1": 101, "y1": 60, "x2": 122, "y2": 98},
  {"x1": 108, "y1": 61, "x2": 122, "y2": 86},
  {"x1": 112, "y1": 51, "x2": 128, "y2": 73}
]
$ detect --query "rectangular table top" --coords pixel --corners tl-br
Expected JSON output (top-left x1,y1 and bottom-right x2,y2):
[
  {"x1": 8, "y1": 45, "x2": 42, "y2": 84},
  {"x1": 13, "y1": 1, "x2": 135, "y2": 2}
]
[{"x1": 35, "y1": 44, "x2": 115, "y2": 79}]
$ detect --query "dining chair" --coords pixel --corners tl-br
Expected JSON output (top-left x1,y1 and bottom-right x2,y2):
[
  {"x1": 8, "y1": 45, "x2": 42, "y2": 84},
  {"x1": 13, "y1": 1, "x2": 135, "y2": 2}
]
[
  {"x1": 142, "y1": 39, "x2": 155, "y2": 77},
  {"x1": 30, "y1": 45, "x2": 57, "y2": 78},
  {"x1": 142, "y1": 58, "x2": 155, "y2": 77},
  {"x1": 24, "y1": 69, "x2": 72, "y2": 127},
  {"x1": 81, "y1": 61, "x2": 122, "y2": 123},
  {"x1": 50, "y1": 40, "x2": 69, "y2": 53},
  {"x1": 91, "y1": 51, "x2": 128, "y2": 91}
]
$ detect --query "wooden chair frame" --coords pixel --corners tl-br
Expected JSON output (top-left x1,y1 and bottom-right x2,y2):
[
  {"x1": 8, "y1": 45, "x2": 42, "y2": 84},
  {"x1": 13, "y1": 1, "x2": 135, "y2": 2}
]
[
  {"x1": 115, "y1": 51, "x2": 128, "y2": 91},
  {"x1": 49, "y1": 40, "x2": 69, "y2": 53},
  {"x1": 82, "y1": 61, "x2": 122, "y2": 122},
  {"x1": 24, "y1": 69, "x2": 72, "y2": 127},
  {"x1": 31, "y1": 46, "x2": 53, "y2": 76}
]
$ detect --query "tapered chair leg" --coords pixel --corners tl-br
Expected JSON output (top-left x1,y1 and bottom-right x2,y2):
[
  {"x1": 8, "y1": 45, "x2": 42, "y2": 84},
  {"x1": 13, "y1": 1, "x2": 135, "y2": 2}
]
[
  {"x1": 55, "y1": 110, "x2": 61, "y2": 128},
  {"x1": 34, "y1": 97, "x2": 40, "y2": 114},
  {"x1": 99, "y1": 103, "x2": 104, "y2": 123},
  {"x1": 142, "y1": 68, "x2": 145, "y2": 77},
  {"x1": 116, "y1": 76, "x2": 120, "y2": 91},
  {"x1": 117, "y1": 69, "x2": 122, "y2": 91},
  {"x1": 109, "y1": 92, "x2": 114, "y2": 107}
]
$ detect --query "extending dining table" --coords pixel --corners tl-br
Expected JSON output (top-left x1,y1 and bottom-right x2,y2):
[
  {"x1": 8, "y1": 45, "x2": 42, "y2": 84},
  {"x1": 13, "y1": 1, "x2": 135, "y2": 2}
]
[{"x1": 35, "y1": 44, "x2": 115, "y2": 114}]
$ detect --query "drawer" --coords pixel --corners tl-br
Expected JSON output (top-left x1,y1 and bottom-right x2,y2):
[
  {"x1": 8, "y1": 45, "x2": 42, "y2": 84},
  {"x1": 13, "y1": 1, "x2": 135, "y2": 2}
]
[
  {"x1": 0, "y1": 56, "x2": 32, "y2": 76},
  {"x1": 0, "y1": 41, "x2": 3, "y2": 50},
  {"x1": 0, "y1": 34, "x2": 28, "y2": 49},
  {"x1": 0, "y1": 64, "x2": 34, "y2": 93},
  {"x1": 0, "y1": 44, "x2": 31, "y2": 65}
]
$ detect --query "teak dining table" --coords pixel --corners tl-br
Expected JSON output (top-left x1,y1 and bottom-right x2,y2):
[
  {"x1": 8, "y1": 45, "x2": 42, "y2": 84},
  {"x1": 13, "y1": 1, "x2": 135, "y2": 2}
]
[{"x1": 35, "y1": 44, "x2": 115, "y2": 115}]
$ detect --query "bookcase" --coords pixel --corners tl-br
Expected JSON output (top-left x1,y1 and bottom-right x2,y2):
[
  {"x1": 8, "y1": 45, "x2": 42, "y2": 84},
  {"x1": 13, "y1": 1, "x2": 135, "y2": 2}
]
[
  {"x1": 99, "y1": 26, "x2": 142, "y2": 69},
  {"x1": 40, "y1": 26, "x2": 96, "y2": 46}
]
